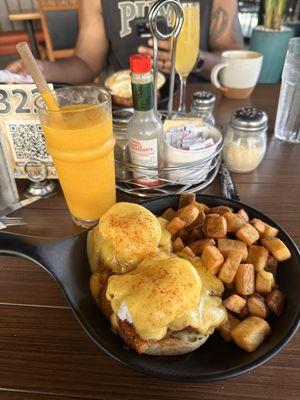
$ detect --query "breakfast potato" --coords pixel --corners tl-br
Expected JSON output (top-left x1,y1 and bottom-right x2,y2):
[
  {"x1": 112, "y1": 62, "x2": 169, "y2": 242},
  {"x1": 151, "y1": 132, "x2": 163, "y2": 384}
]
[
  {"x1": 201, "y1": 245, "x2": 224, "y2": 275},
  {"x1": 208, "y1": 206, "x2": 233, "y2": 215},
  {"x1": 223, "y1": 294, "x2": 246, "y2": 314},
  {"x1": 237, "y1": 209, "x2": 249, "y2": 222},
  {"x1": 177, "y1": 204, "x2": 199, "y2": 227},
  {"x1": 231, "y1": 316, "x2": 271, "y2": 352},
  {"x1": 186, "y1": 212, "x2": 206, "y2": 231},
  {"x1": 223, "y1": 212, "x2": 246, "y2": 233},
  {"x1": 247, "y1": 294, "x2": 269, "y2": 319},
  {"x1": 246, "y1": 245, "x2": 269, "y2": 272},
  {"x1": 260, "y1": 223, "x2": 279, "y2": 239},
  {"x1": 189, "y1": 238, "x2": 215, "y2": 256},
  {"x1": 166, "y1": 217, "x2": 186, "y2": 236},
  {"x1": 178, "y1": 193, "x2": 196, "y2": 209},
  {"x1": 218, "y1": 313, "x2": 240, "y2": 342},
  {"x1": 238, "y1": 305, "x2": 250, "y2": 320},
  {"x1": 172, "y1": 237, "x2": 185, "y2": 252},
  {"x1": 218, "y1": 238, "x2": 248, "y2": 261},
  {"x1": 250, "y1": 218, "x2": 266, "y2": 235},
  {"x1": 266, "y1": 289, "x2": 286, "y2": 316},
  {"x1": 236, "y1": 223, "x2": 260, "y2": 245},
  {"x1": 191, "y1": 201, "x2": 210, "y2": 213},
  {"x1": 218, "y1": 251, "x2": 243, "y2": 284},
  {"x1": 255, "y1": 271, "x2": 275, "y2": 294},
  {"x1": 203, "y1": 215, "x2": 227, "y2": 238},
  {"x1": 235, "y1": 264, "x2": 255, "y2": 295},
  {"x1": 265, "y1": 255, "x2": 278, "y2": 277},
  {"x1": 162, "y1": 208, "x2": 176, "y2": 221},
  {"x1": 181, "y1": 246, "x2": 196, "y2": 257},
  {"x1": 261, "y1": 238, "x2": 291, "y2": 261}
]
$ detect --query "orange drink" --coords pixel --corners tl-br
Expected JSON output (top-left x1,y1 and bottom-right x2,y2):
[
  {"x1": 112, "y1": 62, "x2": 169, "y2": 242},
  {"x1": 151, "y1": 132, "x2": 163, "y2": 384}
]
[{"x1": 36, "y1": 87, "x2": 116, "y2": 227}]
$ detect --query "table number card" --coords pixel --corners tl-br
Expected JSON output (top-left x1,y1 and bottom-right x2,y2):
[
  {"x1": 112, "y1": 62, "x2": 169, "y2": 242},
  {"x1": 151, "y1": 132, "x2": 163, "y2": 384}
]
[{"x1": 0, "y1": 84, "x2": 57, "y2": 179}]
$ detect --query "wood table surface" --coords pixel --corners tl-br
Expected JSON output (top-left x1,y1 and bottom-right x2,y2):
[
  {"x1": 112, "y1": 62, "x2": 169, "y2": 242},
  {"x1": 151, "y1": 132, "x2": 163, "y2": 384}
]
[{"x1": 0, "y1": 84, "x2": 299, "y2": 400}]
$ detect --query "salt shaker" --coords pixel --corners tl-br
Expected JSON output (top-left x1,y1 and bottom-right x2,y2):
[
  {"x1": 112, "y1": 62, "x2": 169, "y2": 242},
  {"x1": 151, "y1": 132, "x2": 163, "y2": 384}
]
[
  {"x1": 190, "y1": 91, "x2": 216, "y2": 126},
  {"x1": 223, "y1": 108, "x2": 268, "y2": 173},
  {"x1": 113, "y1": 109, "x2": 133, "y2": 180}
]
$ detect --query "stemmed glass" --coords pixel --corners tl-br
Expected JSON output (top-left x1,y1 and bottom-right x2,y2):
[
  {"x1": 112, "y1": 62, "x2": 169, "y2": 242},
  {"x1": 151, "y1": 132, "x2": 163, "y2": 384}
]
[{"x1": 175, "y1": 1, "x2": 200, "y2": 112}]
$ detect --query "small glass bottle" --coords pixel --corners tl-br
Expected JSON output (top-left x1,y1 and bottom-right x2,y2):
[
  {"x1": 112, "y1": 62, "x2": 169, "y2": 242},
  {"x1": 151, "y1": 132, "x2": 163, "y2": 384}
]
[
  {"x1": 190, "y1": 91, "x2": 216, "y2": 126},
  {"x1": 113, "y1": 109, "x2": 133, "y2": 181},
  {"x1": 223, "y1": 108, "x2": 268, "y2": 173},
  {"x1": 128, "y1": 54, "x2": 163, "y2": 187}
]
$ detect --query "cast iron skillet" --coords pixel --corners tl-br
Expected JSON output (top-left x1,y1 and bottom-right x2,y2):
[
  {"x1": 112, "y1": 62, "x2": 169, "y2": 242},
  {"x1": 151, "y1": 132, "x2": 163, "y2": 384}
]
[{"x1": 0, "y1": 194, "x2": 299, "y2": 382}]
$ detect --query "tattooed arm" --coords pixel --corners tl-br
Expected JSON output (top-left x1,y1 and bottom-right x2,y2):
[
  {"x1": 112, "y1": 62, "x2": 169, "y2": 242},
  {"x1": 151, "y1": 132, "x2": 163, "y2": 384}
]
[{"x1": 200, "y1": 0, "x2": 243, "y2": 79}]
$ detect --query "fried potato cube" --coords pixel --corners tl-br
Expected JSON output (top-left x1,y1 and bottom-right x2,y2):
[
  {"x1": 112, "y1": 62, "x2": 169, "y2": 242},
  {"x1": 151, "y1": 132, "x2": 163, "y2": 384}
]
[
  {"x1": 250, "y1": 218, "x2": 266, "y2": 235},
  {"x1": 177, "y1": 204, "x2": 200, "y2": 227},
  {"x1": 201, "y1": 245, "x2": 224, "y2": 275},
  {"x1": 247, "y1": 294, "x2": 269, "y2": 319},
  {"x1": 223, "y1": 212, "x2": 246, "y2": 233},
  {"x1": 218, "y1": 238, "x2": 248, "y2": 261},
  {"x1": 231, "y1": 316, "x2": 271, "y2": 352},
  {"x1": 161, "y1": 208, "x2": 176, "y2": 221},
  {"x1": 191, "y1": 201, "x2": 210, "y2": 213},
  {"x1": 261, "y1": 238, "x2": 291, "y2": 261},
  {"x1": 178, "y1": 193, "x2": 196, "y2": 209},
  {"x1": 266, "y1": 289, "x2": 286, "y2": 316},
  {"x1": 246, "y1": 245, "x2": 269, "y2": 272},
  {"x1": 223, "y1": 294, "x2": 246, "y2": 314},
  {"x1": 172, "y1": 237, "x2": 185, "y2": 252},
  {"x1": 235, "y1": 264, "x2": 255, "y2": 295},
  {"x1": 203, "y1": 215, "x2": 227, "y2": 238},
  {"x1": 208, "y1": 206, "x2": 233, "y2": 215},
  {"x1": 255, "y1": 271, "x2": 275, "y2": 294},
  {"x1": 236, "y1": 223, "x2": 260, "y2": 245},
  {"x1": 260, "y1": 223, "x2": 279, "y2": 239},
  {"x1": 218, "y1": 313, "x2": 240, "y2": 342},
  {"x1": 265, "y1": 255, "x2": 278, "y2": 277},
  {"x1": 181, "y1": 246, "x2": 195, "y2": 257},
  {"x1": 166, "y1": 217, "x2": 186, "y2": 236},
  {"x1": 186, "y1": 212, "x2": 206, "y2": 231},
  {"x1": 238, "y1": 305, "x2": 250, "y2": 320},
  {"x1": 237, "y1": 208, "x2": 249, "y2": 222},
  {"x1": 218, "y1": 251, "x2": 243, "y2": 284},
  {"x1": 189, "y1": 238, "x2": 215, "y2": 256}
]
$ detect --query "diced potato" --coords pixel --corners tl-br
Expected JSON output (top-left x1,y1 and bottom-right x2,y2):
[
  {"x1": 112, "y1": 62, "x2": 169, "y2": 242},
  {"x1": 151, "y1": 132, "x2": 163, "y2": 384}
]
[
  {"x1": 201, "y1": 245, "x2": 224, "y2": 275},
  {"x1": 218, "y1": 238, "x2": 248, "y2": 261},
  {"x1": 181, "y1": 246, "x2": 195, "y2": 257},
  {"x1": 260, "y1": 223, "x2": 279, "y2": 239},
  {"x1": 218, "y1": 313, "x2": 240, "y2": 342},
  {"x1": 237, "y1": 209, "x2": 249, "y2": 222},
  {"x1": 231, "y1": 316, "x2": 271, "y2": 352},
  {"x1": 177, "y1": 205, "x2": 200, "y2": 227},
  {"x1": 186, "y1": 212, "x2": 205, "y2": 231},
  {"x1": 256, "y1": 271, "x2": 275, "y2": 294},
  {"x1": 236, "y1": 223, "x2": 260, "y2": 245},
  {"x1": 247, "y1": 294, "x2": 269, "y2": 319},
  {"x1": 189, "y1": 238, "x2": 215, "y2": 256},
  {"x1": 178, "y1": 228, "x2": 194, "y2": 244},
  {"x1": 191, "y1": 201, "x2": 210, "y2": 213},
  {"x1": 235, "y1": 264, "x2": 255, "y2": 295},
  {"x1": 218, "y1": 251, "x2": 243, "y2": 284},
  {"x1": 238, "y1": 305, "x2": 250, "y2": 320},
  {"x1": 172, "y1": 237, "x2": 185, "y2": 252},
  {"x1": 246, "y1": 245, "x2": 269, "y2": 272},
  {"x1": 208, "y1": 206, "x2": 233, "y2": 215},
  {"x1": 166, "y1": 217, "x2": 186, "y2": 236},
  {"x1": 265, "y1": 255, "x2": 278, "y2": 277},
  {"x1": 261, "y1": 238, "x2": 291, "y2": 261},
  {"x1": 203, "y1": 215, "x2": 227, "y2": 238},
  {"x1": 250, "y1": 218, "x2": 266, "y2": 235},
  {"x1": 266, "y1": 289, "x2": 286, "y2": 316},
  {"x1": 178, "y1": 193, "x2": 196, "y2": 209},
  {"x1": 161, "y1": 207, "x2": 176, "y2": 221},
  {"x1": 223, "y1": 212, "x2": 246, "y2": 233},
  {"x1": 223, "y1": 294, "x2": 246, "y2": 314}
]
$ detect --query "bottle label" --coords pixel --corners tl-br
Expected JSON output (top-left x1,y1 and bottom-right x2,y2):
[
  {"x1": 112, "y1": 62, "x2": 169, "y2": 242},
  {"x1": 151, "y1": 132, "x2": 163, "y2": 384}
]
[
  {"x1": 131, "y1": 82, "x2": 153, "y2": 111},
  {"x1": 130, "y1": 138, "x2": 159, "y2": 186}
]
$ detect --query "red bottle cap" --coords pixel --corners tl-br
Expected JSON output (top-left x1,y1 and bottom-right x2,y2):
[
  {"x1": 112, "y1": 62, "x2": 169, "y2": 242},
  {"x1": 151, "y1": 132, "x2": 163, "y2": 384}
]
[{"x1": 129, "y1": 54, "x2": 151, "y2": 73}]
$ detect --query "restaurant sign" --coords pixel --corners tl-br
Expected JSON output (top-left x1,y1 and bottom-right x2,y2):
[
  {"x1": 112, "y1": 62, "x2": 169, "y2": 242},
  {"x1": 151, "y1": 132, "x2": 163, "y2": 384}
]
[{"x1": 0, "y1": 84, "x2": 57, "y2": 179}]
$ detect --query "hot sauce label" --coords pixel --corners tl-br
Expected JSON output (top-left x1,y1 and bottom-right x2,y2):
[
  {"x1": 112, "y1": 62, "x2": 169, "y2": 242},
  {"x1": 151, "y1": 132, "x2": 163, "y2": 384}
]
[{"x1": 130, "y1": 138, "x2": 159, "y2": 186}]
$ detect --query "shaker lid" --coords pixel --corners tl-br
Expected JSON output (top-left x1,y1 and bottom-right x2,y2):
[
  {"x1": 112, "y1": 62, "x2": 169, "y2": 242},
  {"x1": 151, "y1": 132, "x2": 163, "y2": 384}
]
[
  {"x1": 230, "y1": 108, "x2": 268, "y2": 131},
  {"x1": 113, "y1": 109, "x2": 133, "y2": 130},
  {"x1": 191, "y1": 91, "x2": 216, "y2": 108}
]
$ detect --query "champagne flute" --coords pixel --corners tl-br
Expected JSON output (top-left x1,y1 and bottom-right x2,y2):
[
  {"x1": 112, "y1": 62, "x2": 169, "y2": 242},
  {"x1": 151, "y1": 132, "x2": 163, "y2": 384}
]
[{"x1": 175, "y1": 1, "x2": 200, "y2": 112}]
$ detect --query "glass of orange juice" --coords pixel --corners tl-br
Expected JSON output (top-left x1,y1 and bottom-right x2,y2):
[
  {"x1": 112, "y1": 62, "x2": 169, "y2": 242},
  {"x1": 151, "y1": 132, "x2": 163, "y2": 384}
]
[{"x1": 36, "y1": 86, "x2": 116, "y2": 227}]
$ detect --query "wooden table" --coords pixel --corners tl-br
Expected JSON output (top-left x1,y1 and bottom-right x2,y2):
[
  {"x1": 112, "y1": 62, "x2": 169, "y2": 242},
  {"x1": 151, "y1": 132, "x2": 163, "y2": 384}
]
[
  {"x1": 9, "y1": 11, "x2": 41, "y2": 59},
  {"x1": 1, "y1": 84, "x2": 299, "y2": 400}
]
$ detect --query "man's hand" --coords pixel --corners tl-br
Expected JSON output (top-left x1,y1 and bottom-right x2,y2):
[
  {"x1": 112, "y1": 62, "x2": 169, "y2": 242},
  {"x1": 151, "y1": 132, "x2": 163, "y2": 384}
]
[
  {"x1": 138, "y1": 38, "x2": 172, "y2": 74},
  {"x1": 6, "y1": 59, "x2": 29, "y2": 75}
]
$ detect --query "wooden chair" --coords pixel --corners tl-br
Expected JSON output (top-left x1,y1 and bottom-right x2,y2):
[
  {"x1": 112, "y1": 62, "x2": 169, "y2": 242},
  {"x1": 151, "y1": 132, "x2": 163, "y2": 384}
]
[{"x1": 36, "y1": 0, "x2": 80, "y2": 61}]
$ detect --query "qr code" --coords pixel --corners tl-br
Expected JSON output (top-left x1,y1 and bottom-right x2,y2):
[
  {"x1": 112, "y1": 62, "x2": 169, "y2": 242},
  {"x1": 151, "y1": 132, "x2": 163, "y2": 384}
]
[{"x1": 6, "y1": 120, "x2": 51, "y2": 162}]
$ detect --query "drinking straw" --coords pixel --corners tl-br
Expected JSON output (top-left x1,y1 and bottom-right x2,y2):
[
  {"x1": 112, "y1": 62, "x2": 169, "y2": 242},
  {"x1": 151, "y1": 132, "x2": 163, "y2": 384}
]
[{"x1": 16, "y1": 42, "x2": 60, "y2": 111}]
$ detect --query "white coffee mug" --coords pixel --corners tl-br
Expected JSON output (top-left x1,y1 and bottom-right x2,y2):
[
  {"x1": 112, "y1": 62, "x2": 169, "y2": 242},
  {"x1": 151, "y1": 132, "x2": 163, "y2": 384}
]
[{"x1": 211, "y1": 50, "x2": 263, "y2": 99}]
